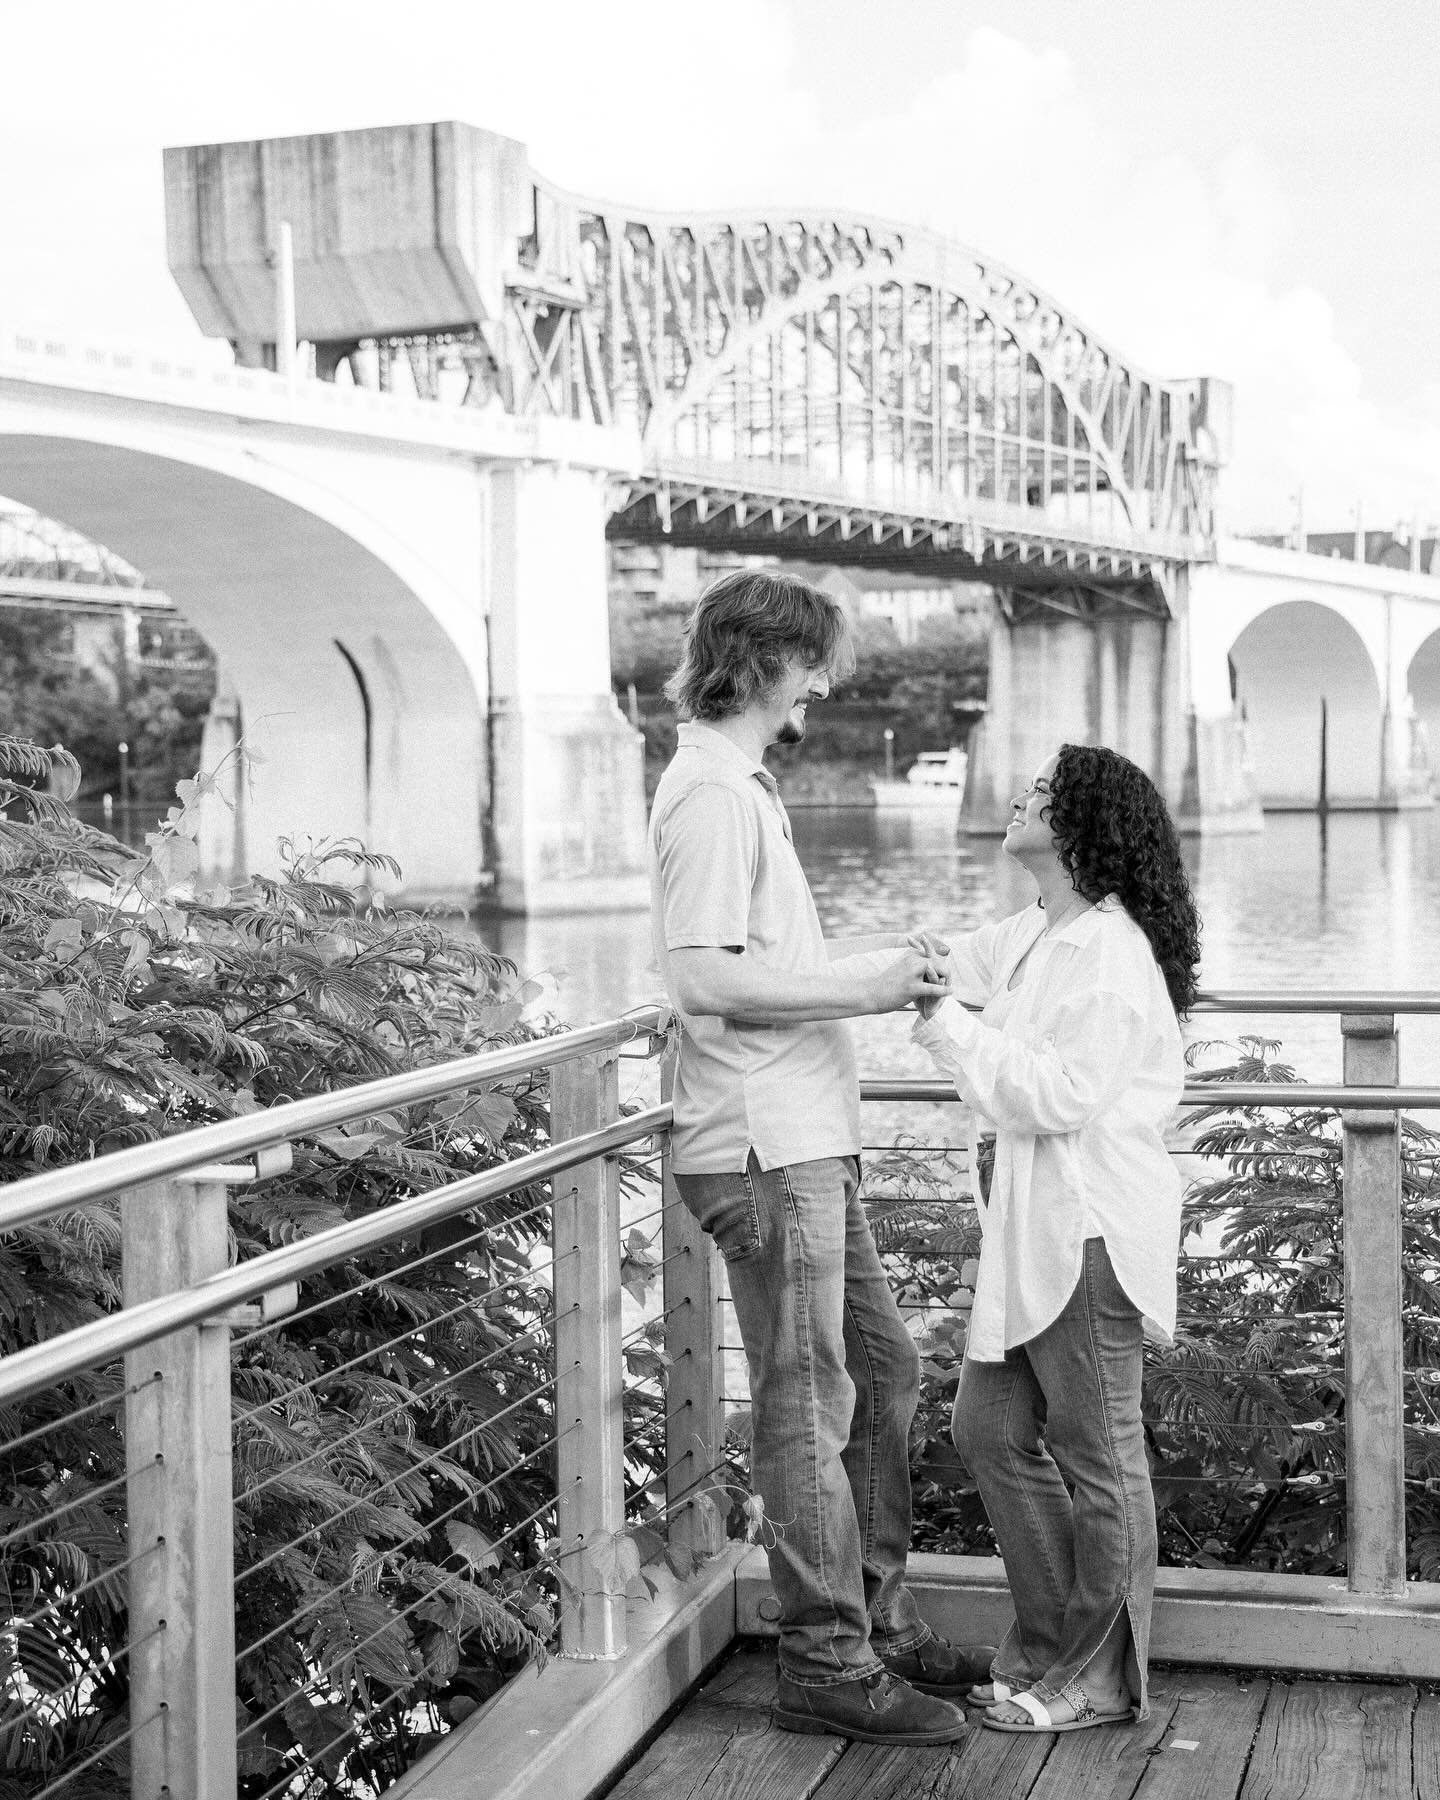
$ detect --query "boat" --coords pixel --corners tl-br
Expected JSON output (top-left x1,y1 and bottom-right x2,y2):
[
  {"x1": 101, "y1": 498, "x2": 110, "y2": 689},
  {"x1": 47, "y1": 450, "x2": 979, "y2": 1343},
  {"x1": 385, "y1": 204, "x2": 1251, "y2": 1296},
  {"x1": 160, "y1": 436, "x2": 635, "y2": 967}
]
[{"x1": 869, "y1": 746, "x2": 968, "y2": 814}]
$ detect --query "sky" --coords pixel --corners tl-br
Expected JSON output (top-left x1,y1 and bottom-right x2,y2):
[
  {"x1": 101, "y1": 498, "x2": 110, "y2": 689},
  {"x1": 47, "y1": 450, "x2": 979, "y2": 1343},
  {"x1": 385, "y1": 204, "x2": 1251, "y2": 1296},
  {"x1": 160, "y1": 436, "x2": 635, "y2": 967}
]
[{"x1": 2, "y1": 0, "x2": 1437, "y2": 534}]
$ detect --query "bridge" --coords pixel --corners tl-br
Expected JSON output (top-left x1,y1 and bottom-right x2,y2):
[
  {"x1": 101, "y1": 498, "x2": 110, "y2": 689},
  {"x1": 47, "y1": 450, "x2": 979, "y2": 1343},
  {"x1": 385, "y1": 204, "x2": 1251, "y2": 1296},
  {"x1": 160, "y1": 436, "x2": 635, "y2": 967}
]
[{"x1": 2, "y1": 119, "x2": 1440, "y2": 908}]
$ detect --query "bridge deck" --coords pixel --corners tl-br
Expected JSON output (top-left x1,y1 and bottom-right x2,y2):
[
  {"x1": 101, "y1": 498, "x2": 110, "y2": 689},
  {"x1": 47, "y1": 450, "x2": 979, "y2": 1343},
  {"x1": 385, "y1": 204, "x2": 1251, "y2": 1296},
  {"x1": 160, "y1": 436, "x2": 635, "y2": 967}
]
[{"x1": 604, "y1": 1643, "x2": 1437, "y2": 1800}]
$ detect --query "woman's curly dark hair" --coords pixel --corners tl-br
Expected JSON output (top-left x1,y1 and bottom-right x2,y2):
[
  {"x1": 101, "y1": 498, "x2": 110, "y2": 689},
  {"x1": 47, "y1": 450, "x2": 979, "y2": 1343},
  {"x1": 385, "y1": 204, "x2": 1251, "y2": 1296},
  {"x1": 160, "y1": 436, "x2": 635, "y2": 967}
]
[{"x1": 1044, "y1": 744, "x2": 1202, "y2": 1016}]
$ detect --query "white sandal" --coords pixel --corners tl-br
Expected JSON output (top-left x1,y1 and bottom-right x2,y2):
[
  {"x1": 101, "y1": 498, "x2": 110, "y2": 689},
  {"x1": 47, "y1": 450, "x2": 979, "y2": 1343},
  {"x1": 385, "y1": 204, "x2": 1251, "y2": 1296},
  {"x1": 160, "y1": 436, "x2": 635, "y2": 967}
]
[{"x1": 982, "y1": 1680, "x2": 1136, "y2": 1734}]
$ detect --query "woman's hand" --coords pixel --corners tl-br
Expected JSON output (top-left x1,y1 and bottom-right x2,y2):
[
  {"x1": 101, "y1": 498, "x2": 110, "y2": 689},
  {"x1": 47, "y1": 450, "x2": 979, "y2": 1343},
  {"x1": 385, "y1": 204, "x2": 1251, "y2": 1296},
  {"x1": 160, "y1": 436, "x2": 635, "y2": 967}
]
[{"x1": 908, "y1": 930, "x2": 951, "y2": 1018}]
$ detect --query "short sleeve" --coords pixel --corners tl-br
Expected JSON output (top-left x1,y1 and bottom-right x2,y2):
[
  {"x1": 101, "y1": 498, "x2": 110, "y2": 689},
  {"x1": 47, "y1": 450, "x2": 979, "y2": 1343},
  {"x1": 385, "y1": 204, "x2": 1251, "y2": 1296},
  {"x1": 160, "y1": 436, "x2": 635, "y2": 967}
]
[{"x1": 655, "y1": 783, "x2": 757, "y2": 951}]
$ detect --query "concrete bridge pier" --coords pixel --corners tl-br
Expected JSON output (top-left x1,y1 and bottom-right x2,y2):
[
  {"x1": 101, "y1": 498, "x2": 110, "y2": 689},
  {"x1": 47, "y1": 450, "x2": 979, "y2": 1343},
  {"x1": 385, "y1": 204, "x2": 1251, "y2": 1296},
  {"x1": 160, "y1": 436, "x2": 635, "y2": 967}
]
[
  {"x1": 960, "y1": 574, "x2": 1248, "y2": 834},
  {"x1": 486, "y1": 464, "x2": 648, "y2": 915}
]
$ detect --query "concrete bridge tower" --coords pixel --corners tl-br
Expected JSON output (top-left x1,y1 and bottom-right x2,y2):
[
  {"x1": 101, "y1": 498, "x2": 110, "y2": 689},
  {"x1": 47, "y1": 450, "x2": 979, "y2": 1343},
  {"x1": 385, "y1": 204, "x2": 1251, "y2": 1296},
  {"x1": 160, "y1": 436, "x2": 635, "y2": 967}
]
[{"x1": 160, "y1": 123, "x2": 648, "y2": 912}]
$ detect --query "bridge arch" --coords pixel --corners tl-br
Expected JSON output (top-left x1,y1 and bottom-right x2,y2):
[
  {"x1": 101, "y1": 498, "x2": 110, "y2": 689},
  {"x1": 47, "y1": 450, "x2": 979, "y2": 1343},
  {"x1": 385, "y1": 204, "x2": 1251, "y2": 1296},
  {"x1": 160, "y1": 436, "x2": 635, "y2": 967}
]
[
  {"x1": 1406, "y1": 629, "x2": 1440, "y2": 791},
  {"x1": 1228, "y1": 600, "x2": 1385, "y2": 808},
  {"x1": 0, "y1": 427, "x2": 487, "y2": 897}
]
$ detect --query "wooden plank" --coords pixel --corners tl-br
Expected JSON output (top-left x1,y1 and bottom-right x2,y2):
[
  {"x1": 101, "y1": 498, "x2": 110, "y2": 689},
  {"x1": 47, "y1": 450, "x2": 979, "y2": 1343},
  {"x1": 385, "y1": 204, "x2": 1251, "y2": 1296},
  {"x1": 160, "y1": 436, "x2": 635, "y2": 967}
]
[
  {"x1": 1238, "y1": 1679, "x2": 1415, "y2": 1800},
  {"x1": 805, "y1": 1740, "x2": 974, "y2": 1800},
  {"x1": 1412, "y1": 1691, "x2": 1440, "y2": 1800},
  {"x1": 695, "y1": 1645, "x2": 784, "y2": 1711},
  {"x1": 1131, "y1": 1673, "x2": 1269, "y2": 1800},
  {"x1": 606, "y1": 1703, "x2": 843, "y2": 1800},
  {"x1": 1024, "y1": 1683, "x2": 1179, "y2": 1800}
]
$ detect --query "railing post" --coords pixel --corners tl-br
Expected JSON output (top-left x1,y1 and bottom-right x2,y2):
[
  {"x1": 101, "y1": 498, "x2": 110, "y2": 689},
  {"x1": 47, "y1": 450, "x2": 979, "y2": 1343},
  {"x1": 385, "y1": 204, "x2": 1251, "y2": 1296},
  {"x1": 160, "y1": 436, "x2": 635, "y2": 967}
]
[
  {"x1": 1341, "y1": 1013, "x2": 1407, "y2": 1596},
  {"x1": 660, "y1": 1046, "x2": 727, "y2": 1558},
  {"x1": 552, "y1": 1051, "x2": 627, "y2": 1657},
  {"x1": 123, "y1": 1166, "x2": 243, "y2": 1800}
]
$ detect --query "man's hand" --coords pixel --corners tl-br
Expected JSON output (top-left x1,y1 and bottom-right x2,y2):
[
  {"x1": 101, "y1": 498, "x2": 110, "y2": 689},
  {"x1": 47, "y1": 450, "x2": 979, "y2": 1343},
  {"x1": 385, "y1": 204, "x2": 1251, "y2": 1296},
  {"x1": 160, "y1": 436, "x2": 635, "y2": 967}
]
[
  {"x1": 864, "y1": 947, "x2": 950, "y2": 1015},
  {"x1": 906, "y1": 930, "x2": 952, "y2": 1020}
]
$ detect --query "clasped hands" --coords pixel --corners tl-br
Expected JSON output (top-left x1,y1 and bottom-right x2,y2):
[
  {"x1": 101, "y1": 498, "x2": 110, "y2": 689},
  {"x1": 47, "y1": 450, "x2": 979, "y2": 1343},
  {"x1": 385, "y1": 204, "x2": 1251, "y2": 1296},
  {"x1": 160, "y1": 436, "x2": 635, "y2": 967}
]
[{"x1": 900, "y1": 928, "x2": 952, "y2": 1020}]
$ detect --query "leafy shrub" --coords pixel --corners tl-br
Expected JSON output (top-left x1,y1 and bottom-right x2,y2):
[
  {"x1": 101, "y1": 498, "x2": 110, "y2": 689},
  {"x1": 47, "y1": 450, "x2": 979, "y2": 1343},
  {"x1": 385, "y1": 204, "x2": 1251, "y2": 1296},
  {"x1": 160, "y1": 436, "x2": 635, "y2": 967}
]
[
  {"x1": 0, "y1": 735, "x2": 662, "y2": 1795},
  {"x1": 890, "y1": 1038, "x2": 1440, "y2": 1577}
]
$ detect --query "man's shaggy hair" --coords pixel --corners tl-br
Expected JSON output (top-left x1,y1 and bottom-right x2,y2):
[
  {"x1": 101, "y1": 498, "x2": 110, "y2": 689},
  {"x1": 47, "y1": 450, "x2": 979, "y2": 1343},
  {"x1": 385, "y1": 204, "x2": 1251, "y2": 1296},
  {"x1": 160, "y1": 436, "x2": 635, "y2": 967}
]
[
  {"x1": 1045, "y1": 743, "x2": 1202, "y2": 1016},
  {"x1": 664, "y1": 570, "x2": 855, "y2": 721}
]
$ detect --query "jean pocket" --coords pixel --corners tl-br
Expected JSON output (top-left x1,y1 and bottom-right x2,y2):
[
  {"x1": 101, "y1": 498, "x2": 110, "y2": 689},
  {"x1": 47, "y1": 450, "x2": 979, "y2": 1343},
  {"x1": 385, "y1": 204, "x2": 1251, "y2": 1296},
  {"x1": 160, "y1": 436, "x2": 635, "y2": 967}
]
[{"x1": 675, "y1": 1167, "x2": 763, "y2": 1263}]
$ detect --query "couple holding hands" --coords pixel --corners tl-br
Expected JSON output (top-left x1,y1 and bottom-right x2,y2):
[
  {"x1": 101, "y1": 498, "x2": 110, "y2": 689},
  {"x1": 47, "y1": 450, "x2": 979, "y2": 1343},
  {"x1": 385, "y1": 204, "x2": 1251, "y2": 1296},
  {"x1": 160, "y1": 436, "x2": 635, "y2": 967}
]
[{"x1": 648, "y1": 570, "x2": 1201, "y2": 1747}]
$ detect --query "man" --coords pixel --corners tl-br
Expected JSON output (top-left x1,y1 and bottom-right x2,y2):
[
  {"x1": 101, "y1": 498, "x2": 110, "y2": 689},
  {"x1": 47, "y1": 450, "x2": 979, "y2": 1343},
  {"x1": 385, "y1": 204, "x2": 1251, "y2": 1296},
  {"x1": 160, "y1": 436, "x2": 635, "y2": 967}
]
[{"x1": 648, "y1": 568, "x2": 992, "y2": 1747}]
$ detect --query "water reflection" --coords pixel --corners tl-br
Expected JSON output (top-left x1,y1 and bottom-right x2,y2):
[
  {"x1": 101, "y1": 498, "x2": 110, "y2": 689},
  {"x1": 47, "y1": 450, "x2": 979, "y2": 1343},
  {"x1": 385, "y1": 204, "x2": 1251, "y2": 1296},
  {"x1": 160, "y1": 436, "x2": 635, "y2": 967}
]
[{"x1": 473, "y1": 807, "x2": 1440, "y2": 1087}]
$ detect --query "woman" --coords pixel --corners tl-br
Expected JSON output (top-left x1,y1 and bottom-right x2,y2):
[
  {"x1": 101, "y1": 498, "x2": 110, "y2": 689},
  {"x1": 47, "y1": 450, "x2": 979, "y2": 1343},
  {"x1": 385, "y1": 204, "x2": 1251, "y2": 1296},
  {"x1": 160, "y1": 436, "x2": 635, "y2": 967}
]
[{"x1": 911, "y1": 743, "x2": 1199, "y2": 1735}]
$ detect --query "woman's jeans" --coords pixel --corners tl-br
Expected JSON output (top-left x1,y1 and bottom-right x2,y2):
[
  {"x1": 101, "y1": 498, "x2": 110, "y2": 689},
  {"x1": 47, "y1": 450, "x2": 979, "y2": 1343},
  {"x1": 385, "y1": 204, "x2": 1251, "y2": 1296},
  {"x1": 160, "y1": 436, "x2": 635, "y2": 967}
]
[
  {"x1": 953, "y1": 1236, "x2": 1156, "y2": 1716},
  {"x1": 673, "y1": 1153, "x2": 929, "y2": 1687}
]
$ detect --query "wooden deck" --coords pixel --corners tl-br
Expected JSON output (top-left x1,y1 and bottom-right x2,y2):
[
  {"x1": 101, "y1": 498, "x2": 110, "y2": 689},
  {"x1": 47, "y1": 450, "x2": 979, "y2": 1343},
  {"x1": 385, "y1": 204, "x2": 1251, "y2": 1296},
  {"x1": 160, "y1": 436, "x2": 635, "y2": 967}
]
[{"x1": 604, "y1": 1643, "x2": 1440, "y2": 1800}]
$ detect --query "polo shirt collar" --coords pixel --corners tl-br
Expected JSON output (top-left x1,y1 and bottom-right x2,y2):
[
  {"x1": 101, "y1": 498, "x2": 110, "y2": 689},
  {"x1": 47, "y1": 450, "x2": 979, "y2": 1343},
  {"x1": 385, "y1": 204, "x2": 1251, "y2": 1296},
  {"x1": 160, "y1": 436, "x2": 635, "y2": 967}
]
[{"x1": 677, "y1": 721, "x2": 779, "y2": 792}]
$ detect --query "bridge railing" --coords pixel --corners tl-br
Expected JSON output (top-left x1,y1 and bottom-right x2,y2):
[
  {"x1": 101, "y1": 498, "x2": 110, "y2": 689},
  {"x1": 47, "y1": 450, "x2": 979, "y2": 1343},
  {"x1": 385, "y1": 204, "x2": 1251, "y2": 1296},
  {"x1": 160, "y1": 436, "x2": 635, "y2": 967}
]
[
  {"x1": 0, "y1": 1012, "x2": 686, "y2": 1800},
  {"x1": 0, "y1": 991, "x2": 1436, "y2": 1799}
]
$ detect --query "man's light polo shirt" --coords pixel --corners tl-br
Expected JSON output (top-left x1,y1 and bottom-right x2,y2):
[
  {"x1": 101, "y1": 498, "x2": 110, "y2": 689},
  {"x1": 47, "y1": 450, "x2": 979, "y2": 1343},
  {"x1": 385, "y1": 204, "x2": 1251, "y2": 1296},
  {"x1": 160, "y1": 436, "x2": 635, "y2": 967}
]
[{"x1": 648, "y1": 721, "x2": 860, "y2": 1175}]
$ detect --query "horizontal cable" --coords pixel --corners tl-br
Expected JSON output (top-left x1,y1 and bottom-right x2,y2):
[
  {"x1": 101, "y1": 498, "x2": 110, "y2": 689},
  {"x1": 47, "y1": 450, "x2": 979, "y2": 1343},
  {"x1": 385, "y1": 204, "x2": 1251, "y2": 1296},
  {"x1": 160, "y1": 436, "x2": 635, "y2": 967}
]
[
  {"x1": 0, "y1": 1104, "x2": 669, "y2": 1409},
  {"x1": 0, "y1": 1009, "x2": 666, "y2": 1232},
  {"x1": 0, "y1": 1622, "x2": 163, "y2": 1757},
  {"x1": 29, "y1": 1709, "x2": 155, "y2": 1800},
  {"x1": 0, "y1": 1462, "x2": 145, "y2": 1551},
  {"x1": 620, "y1": 1308, "x2": 686, "y2": 1349},
  {"x1": 237, "y1": 1313, "x2": 571, "y2": 1497},
  {"x1": 239, "y1": 1490, "x2": 560, "y2": 1747},
  {"x1": 232, "y1": 1280, "x2": 565, "y2": 1428},
  {"x1": 248, "y1": 1684, "x2": 410, "y2": 1800},
  {"x1": 251, "y1": 1689, "x2": 412, "y2": 1800},
  {"x1": 620, "y1": 1201, "x2": 680, "y2": 1231},
  {"x1": 627, "y1": 1453, "x2": 731, "y2": 1502},
  {"x1": 238, "y1": 1428, "x2": 575, "y2": 1666},
  {"x1": 237, "y1": 1375, "x2": 564, "y2": 1584},
  {"x1": 4, "y1": 1538, "x2": 163, "y2": 1634},
  {"x1": 0, "y1": 1373, "x2": 161, "y2": 1463},
  {"x1": 231, "y1": 1191, "x2": 559, "y2": 1348}
]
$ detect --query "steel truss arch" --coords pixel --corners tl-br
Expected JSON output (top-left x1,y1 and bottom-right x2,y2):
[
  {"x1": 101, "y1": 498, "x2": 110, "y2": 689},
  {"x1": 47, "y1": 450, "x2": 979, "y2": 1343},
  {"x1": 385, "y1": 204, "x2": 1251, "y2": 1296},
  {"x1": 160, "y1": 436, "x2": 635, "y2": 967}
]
[{"x1": 322, "y1": 160, "x2": 1224, "y2": 570}]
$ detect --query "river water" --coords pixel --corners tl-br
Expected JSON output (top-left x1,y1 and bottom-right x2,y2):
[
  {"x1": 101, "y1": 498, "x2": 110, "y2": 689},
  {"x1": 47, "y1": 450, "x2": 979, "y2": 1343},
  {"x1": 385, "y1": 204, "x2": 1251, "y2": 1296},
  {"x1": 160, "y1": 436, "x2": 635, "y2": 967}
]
[{"x1": 480, "y1": 806, "x2": 1440, "y2": 1097}]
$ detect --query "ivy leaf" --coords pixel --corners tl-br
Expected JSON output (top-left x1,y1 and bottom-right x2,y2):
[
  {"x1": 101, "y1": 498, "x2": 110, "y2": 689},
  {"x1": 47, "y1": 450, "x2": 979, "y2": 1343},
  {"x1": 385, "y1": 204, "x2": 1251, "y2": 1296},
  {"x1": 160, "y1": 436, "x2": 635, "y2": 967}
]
[
  {"x1": 144, "y1": 828, "x2": 200, "y2": 892},
  {"x1": 471, "y1": 1092, "x2": 517, "y2": 1143},
  {"x1": 43, "y1": 918, "x2": 84, "y2": 963},
  {"x1": 314, "y1": 1128, "x2": 383, "y2": 1161},
  {"x1": 445, "y1": 1520, "x2": 500, "y2": 1574},
  {"x1": 620, "y1": 1226, "x2": 660, "y2": 1304}
]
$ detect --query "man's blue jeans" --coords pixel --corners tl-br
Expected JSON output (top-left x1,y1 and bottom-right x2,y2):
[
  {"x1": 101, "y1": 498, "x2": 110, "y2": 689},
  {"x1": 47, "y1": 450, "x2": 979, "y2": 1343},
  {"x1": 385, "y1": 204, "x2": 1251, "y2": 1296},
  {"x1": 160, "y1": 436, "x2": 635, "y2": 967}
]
[
  {"x1": 673, "y1": 1153, "x2": 929, "y2": 1686},
  {"x1": 952, "y1": 1236, "x2": 1156, "y2": 1717}
]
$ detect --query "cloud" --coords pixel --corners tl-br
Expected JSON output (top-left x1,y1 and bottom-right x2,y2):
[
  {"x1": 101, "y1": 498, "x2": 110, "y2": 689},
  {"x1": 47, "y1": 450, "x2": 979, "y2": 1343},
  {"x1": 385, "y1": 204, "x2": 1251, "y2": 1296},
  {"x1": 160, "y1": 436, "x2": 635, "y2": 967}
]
[{"x1": 0, "y1": 7, "x2": 1433, "y2": 531}]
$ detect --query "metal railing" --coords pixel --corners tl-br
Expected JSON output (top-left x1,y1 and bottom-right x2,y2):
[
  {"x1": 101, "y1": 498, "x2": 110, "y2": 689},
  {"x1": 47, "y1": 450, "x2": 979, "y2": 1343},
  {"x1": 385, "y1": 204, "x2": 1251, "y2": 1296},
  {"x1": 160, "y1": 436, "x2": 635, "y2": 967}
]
[
  {"x1": 0, "y1": 989, "x2": 1434, "y2": 1797},
  {"x1": 0, "y1": 1009, "x2": 701, "y2": 1800}
]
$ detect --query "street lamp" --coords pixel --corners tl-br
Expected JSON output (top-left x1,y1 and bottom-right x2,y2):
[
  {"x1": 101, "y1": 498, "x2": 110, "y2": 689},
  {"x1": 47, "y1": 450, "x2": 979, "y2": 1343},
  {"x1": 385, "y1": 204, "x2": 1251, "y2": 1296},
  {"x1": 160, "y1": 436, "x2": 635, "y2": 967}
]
[
  {"x1": 883, "y1": 727, "x2": 894, "y2": 783},
  {"x1": 117, "y1": 741, "x2": 129, "y2": 813}
]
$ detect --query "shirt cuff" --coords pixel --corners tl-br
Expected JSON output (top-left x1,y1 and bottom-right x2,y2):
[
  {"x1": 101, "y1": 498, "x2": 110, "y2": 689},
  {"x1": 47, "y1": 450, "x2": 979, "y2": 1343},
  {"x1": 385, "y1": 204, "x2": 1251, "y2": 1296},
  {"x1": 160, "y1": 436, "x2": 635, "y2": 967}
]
[{"x1": 910, "y1": 996, "x2": 979, "y2": 1049}]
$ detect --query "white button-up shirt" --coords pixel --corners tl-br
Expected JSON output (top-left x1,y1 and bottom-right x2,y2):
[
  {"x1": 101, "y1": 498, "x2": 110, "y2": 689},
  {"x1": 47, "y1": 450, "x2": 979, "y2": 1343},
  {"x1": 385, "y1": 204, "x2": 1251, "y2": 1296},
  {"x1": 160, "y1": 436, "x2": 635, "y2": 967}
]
[{"x1": 910, "y1": 897, "x2": 1185, "y2": 1362}]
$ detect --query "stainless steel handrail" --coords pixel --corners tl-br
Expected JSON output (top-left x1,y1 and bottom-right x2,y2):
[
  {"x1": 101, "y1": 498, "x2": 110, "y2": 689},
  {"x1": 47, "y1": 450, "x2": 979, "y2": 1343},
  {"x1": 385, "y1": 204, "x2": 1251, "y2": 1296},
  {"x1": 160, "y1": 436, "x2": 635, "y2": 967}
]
[
  {"x1": 0, "y1": 991, "x2": 1432, "y2": 1233},
  {"x1": 0, "y1": 1007, "x2": 667, "y2": 1235},
  {"x1": 0, "y1": 1104, "x2": 670, "y2": 1408},
  {"x1": 1193, "y1": 992, "x2": 1440, "y2": 1013},
  {"x1": 861, "y1": 1079, "x2": 1440, "y2": 1108}
]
